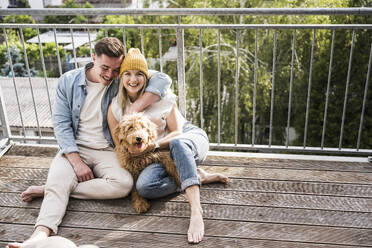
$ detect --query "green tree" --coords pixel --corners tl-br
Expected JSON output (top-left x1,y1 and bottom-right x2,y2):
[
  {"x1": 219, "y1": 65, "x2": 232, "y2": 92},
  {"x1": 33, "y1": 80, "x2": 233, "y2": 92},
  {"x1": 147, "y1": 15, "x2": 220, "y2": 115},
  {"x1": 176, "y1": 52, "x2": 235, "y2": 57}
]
[
  {"x1": 1, "y1": 45, "x2": 37, "y2": 77},
  {"x1": 43, "y1": 0, "x2": 93, "y2": 24},
  {"x1": 3, "y1": 15, "x2": 37, "y2": 41}
]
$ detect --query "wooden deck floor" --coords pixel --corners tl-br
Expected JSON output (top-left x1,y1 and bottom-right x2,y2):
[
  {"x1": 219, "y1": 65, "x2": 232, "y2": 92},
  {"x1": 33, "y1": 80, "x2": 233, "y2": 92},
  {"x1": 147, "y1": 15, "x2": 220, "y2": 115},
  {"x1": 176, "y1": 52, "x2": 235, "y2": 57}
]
[{"x1": 1, "y1": 148, "x2": 372, "y2": 247}]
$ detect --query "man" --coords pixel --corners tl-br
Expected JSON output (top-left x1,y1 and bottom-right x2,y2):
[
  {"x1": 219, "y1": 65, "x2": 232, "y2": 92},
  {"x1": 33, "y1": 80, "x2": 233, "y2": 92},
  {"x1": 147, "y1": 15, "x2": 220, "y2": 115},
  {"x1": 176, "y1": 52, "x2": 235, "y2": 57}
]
[{"x1": 7, "y1": 37, "x2": 172, "y2": 248}]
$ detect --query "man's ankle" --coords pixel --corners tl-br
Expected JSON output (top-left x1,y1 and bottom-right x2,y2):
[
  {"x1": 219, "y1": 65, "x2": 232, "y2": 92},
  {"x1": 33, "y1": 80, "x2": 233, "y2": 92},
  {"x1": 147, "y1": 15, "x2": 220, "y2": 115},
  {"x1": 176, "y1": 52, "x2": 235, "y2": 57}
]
[{"x1": 31, "y1": 226, "x2": 52, "y2": 240}]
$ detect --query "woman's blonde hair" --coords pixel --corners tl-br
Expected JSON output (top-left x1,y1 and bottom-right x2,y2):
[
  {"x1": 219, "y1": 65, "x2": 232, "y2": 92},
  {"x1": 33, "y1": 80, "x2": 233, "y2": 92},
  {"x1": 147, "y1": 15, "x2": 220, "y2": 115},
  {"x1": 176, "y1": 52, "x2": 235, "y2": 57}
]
[{"x1": 117, "y1": 48, "x2": 148, "y2": 111}]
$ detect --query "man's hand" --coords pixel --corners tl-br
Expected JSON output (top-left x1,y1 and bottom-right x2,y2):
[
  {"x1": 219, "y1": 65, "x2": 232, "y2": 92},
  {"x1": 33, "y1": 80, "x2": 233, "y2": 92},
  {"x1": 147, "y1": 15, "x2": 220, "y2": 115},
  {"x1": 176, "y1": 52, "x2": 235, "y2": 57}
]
[
  {"x1": 72, "y1": 161, "x2": 94, "y2": 182},
  {"x1": 65, "y1": 152, "x2": 94, "y2": 182}
]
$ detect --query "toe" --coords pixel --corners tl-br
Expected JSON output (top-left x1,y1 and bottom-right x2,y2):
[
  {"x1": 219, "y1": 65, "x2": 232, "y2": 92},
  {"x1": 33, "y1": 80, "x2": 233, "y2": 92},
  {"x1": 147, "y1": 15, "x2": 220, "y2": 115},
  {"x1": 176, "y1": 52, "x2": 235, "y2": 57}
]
[{"x1": 187, "y1": 232, "x2": 193, "y2": 243}]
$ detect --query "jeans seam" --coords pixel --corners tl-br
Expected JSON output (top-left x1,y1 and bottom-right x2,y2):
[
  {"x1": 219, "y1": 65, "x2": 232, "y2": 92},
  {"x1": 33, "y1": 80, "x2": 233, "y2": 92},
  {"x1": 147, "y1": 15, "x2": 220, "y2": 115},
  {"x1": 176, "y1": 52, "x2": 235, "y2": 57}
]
[{"x1": 181, "y1": 177, "x2": 200, "y2": 191}]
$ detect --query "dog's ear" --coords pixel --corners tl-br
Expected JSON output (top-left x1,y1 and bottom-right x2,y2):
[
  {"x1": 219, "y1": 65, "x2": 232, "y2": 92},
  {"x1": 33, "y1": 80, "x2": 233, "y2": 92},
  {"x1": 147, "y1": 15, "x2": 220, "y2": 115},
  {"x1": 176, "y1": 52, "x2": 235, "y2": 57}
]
[
  {"x1": 147, "y1": 120, "x2": 157, "y2": 142},
  {"x1": 114, "y1": 120, "x2": 127, "y2": 145}
]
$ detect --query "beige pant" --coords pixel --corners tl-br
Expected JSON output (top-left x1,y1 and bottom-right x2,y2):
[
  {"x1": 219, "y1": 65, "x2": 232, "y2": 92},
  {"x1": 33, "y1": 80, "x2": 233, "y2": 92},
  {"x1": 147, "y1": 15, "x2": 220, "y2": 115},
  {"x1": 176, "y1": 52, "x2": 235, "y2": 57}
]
[{"x1": 36, "y1": 146, "x2": 133, "y2": 234}]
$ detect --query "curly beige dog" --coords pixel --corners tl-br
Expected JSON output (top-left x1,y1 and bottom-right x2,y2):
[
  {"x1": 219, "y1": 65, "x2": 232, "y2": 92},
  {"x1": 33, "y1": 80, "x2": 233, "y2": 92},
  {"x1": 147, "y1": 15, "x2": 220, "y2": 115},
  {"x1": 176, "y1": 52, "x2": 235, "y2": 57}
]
[{"x1": 114, "y1": 113, "x2": 181, "y2": 213}]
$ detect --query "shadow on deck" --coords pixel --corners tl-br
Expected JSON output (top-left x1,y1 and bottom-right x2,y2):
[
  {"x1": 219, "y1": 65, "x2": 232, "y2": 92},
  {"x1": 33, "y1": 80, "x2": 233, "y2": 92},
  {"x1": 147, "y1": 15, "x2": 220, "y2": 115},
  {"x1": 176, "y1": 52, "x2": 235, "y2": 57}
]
[{"x1": 0, "y1": 145, "x2": 372, "y2": 247}]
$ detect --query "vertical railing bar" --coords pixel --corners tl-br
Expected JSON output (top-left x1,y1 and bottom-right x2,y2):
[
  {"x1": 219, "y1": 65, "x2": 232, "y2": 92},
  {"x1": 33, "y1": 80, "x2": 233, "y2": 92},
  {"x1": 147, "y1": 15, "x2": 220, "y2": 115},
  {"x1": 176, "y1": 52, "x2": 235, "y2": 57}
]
[
  {"x1": 199, "y1": 29, "x2": 204, "y2": 129},
  {"x1": 286, "y1": 29, "x2": 296, "y2": 148},
  {"x1": 176, "y1": 26, "x2": 186, "y2": 117},
  {"x1": 105, "y1": 28, "x2": 108, "y2": 38},
  {"x1": 321, "y1": 30, "x2": 335, "y2": 149},
  {"x1": 122, "y1": 28, "x2": 127, "y2": 56},
  {"x1": 37, "y1": 27, "x2": 52, "y2": 117},
  {"x1": 87, "y1": 28, "x2": 93, "y2": 59},
  {"x1": 304, "y1": 29, "x2": 316, "y2": 148},
  {"x1": 252, "y1": 29, "x2": 258, "y2": 146},
  {"x1": 19, "y1": 27, "x2": 42, "y2": 139},
  {"x1": 235, "y1": 30, "x2": 240, "y2": 146},
  {"x1": 53, "y1": 28, "x2": 62, "y2": 77},
  {"x1": 269, "y1": 29, "x2": 277, "y2": 147},
  {"x1": 2, "y1": 28, "x2": 25, "y2": 140},
  {"x1": 339, "y1": 30, "x2": 355, "y2": 150},
  {"x1": 0, "y1": 85, "x2": 11, "y2": 140},
  {"x1": 217, "y1": 29, "x2": 221, "y2": 145},
  {"x1": 140, "y1": 28, "x2": 144, "y2": 54},
  {"x1": 70, "y1": 28, "x2": 77, "y2": 69},
  {"x1": 356, "y1": 42, "x2": 372, "y2": 150},
  {"x1": 158, "y1": 28, "x2": 163, "y2": 73}
]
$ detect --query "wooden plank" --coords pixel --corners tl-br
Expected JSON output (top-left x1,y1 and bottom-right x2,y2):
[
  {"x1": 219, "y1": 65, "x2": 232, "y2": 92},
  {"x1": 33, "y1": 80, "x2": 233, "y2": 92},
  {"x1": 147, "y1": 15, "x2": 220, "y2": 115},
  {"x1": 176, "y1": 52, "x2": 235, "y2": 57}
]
[
  {"x1": 1, "y1": 194, "x2": 372, "y2": 229},
  {"x1": 1, "y1": 186, "x2": 372, "y2": 212},
  {"x1": 2, "y1": 165, "x2": 372, "y2": 185},
  {"x1": 1, "y1": 208, "x2": 372, "y2": 246},
  {"x1": 0, "y1": 155, "x2": 52, "y2": 168},
  {"x1": 3, "y1": 154, "x2": 372, "y2": 173},
  {"x1": 2, "y1": 177, "x2": 372, "y2": 198},
  {"x1": 2, "y1": 224, "x2": 368, "y2": 248},
  {"x1": 203, "y1": 156, "x2": 372, "y2": 173},
  {"x1": 199, "y1": 166, "x2": 372, "y2": 184},
  {"x1": 6, "y1": 145, "x2": 57, "y2": 157}
]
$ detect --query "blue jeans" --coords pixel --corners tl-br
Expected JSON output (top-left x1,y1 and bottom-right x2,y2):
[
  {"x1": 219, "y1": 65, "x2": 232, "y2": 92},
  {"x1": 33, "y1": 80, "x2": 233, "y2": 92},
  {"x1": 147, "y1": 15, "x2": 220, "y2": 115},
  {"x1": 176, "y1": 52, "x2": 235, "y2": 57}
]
[{"x1": 136, "y1": 123, "x2": 209, "y2": 199}]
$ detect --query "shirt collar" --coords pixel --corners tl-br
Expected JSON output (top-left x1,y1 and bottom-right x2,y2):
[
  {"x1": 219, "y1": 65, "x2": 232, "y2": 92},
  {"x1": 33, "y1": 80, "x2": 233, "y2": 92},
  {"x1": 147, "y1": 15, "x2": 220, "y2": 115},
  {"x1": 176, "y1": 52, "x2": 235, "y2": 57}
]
[{"x1": 78, "y1": 62, "x2": 94, "y2": 87}]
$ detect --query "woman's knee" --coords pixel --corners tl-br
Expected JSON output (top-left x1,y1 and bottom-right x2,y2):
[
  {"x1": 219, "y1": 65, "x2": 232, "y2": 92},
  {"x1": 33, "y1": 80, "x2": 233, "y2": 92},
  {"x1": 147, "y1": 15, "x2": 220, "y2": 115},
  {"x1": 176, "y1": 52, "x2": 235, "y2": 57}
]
[
  {"x1": 136, "y1": 165, "x2": 178, "y2": 199},
  {"x1": 136, "y1": 177, "x2": 151, "y2": 198},
  {"x1": 170, "y1": 138, "x2": 192, "y2": 156}
]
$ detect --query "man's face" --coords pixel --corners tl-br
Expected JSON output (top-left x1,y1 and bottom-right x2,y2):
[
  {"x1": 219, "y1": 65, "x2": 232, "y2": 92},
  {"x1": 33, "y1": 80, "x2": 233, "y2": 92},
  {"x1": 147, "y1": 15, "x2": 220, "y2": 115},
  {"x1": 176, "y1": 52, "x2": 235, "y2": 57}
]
[{"x1": 92, "y1": 53, "x2": 123, "y2": 86}]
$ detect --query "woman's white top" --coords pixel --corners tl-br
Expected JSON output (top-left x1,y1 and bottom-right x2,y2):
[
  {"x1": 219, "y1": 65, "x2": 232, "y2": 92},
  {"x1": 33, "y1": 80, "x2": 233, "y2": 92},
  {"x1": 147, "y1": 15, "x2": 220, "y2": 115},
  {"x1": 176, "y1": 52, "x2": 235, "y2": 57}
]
[{"x1": 111, "y1": 89, "x2": 186, "y2": 140}]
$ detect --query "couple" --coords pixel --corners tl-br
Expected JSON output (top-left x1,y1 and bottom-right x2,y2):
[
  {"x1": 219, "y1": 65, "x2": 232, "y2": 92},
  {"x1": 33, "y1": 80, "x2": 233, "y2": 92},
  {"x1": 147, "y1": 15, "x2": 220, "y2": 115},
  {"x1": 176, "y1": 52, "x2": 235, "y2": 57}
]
[{"x1": 7, "y1": 37, "x2": 227, "y2": 248}]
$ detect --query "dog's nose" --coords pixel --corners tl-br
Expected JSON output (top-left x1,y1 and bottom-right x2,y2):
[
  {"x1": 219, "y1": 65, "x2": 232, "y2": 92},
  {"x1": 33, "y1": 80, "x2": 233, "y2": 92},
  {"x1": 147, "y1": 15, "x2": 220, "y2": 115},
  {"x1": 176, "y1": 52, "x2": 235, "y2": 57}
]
[{"x1": 136, "y1": 137, "x2": 142, "y2": 142}]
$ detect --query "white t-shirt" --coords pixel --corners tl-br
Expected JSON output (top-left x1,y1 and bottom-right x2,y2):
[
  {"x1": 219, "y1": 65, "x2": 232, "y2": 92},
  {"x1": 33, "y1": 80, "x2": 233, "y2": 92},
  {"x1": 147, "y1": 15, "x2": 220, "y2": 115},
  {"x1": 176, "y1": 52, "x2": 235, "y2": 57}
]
[
  {"x1": 75, "y1": 79, "x2": 110, "y2": 149},
  {"x1": 111, "y1": 89, "x2": 185, "y2": 140}
]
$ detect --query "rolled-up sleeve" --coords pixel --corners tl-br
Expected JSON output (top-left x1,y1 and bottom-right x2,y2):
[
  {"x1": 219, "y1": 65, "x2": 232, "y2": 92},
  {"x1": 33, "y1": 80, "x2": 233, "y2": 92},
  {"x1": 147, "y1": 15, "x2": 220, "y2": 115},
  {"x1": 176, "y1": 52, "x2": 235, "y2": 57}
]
[
  {"x1": 52, "y1": 77, "x2": 79, "y2": 154},
  {"x1": 145, "y1": 71, "x2": 172, "y2": 99}
]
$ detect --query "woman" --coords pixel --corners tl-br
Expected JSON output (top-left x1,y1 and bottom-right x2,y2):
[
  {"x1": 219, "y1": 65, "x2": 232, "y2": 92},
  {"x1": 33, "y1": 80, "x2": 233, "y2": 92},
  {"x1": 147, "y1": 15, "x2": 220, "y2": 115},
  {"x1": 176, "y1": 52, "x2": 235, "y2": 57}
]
[{"x1": 107, "y1": 48, "x2": 228, "y2": 244}]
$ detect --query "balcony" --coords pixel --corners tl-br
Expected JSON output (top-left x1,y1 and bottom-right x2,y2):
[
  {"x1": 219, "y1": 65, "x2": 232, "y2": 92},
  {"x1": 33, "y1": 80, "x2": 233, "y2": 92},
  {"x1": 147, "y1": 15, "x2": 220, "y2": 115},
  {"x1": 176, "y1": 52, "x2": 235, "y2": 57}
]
[{"x1": 0, "y1": 8, "x2": 372, "y2": 247}]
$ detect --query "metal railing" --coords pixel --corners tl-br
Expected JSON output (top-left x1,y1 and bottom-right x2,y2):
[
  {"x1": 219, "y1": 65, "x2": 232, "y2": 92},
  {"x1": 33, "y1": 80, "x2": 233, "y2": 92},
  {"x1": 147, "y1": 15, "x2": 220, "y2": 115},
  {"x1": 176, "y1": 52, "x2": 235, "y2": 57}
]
[{"x1": 0, "y1": 8, "x2": 371, "y2": 156}]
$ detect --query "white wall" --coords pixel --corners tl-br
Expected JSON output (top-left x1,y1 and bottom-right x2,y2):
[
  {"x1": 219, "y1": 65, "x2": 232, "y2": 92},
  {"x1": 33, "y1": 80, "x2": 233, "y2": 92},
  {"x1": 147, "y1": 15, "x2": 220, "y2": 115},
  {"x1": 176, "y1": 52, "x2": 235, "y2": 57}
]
[{"x1": 0, "y1": 0, "x2": 8, "y2": 8}]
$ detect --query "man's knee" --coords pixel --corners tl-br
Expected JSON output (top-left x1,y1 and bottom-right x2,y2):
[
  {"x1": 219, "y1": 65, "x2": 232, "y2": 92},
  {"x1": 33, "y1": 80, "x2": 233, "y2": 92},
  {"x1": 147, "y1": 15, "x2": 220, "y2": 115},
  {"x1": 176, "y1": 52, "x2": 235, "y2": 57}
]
[
  {"x1": 111, "y1": 172, "x2": 134, "y2": 198},
  {"x1": 45, "y1": 176, "x2": 76, "y2": 196}
]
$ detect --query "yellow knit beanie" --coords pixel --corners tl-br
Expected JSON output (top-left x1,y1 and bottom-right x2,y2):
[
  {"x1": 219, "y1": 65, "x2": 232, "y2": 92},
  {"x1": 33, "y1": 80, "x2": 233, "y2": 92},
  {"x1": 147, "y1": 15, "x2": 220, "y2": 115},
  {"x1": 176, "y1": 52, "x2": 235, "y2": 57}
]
[{"x1": 119, "y1": 48, "x2": 149, "y2": 79}]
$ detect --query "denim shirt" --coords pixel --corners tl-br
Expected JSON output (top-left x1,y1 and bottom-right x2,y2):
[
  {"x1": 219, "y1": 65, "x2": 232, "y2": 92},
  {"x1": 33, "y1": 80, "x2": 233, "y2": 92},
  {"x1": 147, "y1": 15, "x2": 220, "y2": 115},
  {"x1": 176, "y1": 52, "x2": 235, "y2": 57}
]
[{"x1": 52, "y1": 62, "x2": 172, "y2": 154}]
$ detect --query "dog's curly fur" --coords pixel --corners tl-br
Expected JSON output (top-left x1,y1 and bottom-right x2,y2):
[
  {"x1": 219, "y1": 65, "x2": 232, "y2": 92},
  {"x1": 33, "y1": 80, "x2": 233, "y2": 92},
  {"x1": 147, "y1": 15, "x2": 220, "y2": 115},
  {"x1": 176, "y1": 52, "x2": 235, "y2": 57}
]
[{"x1": 114, "y1": 113, "x2": 181, "y2": 213}]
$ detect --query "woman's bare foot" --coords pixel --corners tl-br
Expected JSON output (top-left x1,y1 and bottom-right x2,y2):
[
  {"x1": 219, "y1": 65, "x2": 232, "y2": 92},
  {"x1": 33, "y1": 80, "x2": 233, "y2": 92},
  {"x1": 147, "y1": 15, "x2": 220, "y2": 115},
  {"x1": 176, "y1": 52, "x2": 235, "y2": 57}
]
[
  {"x1": 197, "y1": 168, "x2": 228, "y2": 184},
  {"x1": 187, "y1": 206, "x2": 204, "y2": 244},
  {"x1": 21, "y1": 186, "x2": 45, "y2": 202},
  {"x1": 7, "y1": 226, "x2": 51, "y2": 248}
]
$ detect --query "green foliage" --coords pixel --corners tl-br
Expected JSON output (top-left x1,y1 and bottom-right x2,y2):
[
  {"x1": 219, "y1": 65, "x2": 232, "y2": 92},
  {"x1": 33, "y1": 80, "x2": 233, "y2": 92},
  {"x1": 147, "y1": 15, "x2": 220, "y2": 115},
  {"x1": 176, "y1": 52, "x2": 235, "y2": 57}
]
[
  {"x1": 43, "y1": 0, "x2": 93, "y2": 24},
  {"x1": 1, "y1": 45, "x2": 37, "y2": 77},
  {"x1": 0, "y1": 41, "x2": 66, "y2": 77},
  {"x1": 12, "y1": 0, "x2": 30, "y2": 8},
  {"x1": 3, "y1": 15, "x2": 37, "y2": 40},
  {"x1": 1, "y1": 0, "x2": 370, "y2": 149}
]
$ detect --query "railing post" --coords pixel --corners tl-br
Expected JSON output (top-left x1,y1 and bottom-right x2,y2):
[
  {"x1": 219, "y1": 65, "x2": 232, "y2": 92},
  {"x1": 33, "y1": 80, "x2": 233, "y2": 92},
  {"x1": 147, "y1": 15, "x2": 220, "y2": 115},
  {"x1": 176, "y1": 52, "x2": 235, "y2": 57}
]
[
  {"x1": 176, "y1": 27, "x2": 186, "y2": 117},
  {"x1": 0, "y1": 85, "x2": 11, "y2": 140}
]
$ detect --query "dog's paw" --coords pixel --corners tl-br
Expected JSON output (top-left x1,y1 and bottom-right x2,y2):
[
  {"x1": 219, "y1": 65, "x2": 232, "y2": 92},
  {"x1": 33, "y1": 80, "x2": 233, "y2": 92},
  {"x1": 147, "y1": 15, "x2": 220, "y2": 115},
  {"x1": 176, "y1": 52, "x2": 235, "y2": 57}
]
[{"x1": 133, "y1": 197, "x2": 150, "y2": 213}]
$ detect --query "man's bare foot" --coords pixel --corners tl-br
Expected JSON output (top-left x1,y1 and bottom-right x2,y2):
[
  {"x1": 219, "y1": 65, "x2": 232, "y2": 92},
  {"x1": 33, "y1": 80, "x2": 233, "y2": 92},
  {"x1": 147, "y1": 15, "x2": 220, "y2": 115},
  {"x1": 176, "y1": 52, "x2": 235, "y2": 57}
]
[
  {"x1": 6, "y1": 225, "x2": 51, "y2": 248},
  {"x1": 197, "y1": 168, "x2": 228, "y2": 184},
  {"x1": 187, "y1": 206, "x2": 204, "y2": 244},
  {"x1": 21, "y1": 186, "x2": 45, "y2": 202}
]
